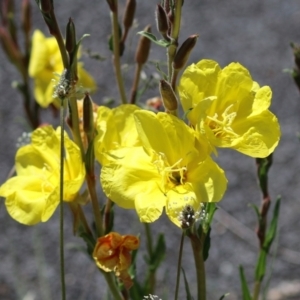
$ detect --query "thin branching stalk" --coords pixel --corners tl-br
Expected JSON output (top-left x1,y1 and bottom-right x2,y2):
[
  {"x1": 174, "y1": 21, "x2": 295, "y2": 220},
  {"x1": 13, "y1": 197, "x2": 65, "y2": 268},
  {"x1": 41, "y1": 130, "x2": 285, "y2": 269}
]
[
  {"x1": 59, "y1": 98, "x2": 66, "y2": 300},
  {"x1": 167, "y1": 0, "x2": 182, "y2": 82},
  {"x1": 110, "y1": 0, "x2": 127, "y2": 104},
  {"x1": 102, "y1": 272, "x2": 124, "y2": 300},
  {"x1": 174, "y1": 232, "x2": 185, "y2": 300},
  {"x1": 86, "y1": 173, "x2": 103, "y2": 237},
  {"x1": 130, "y1": 63, "x2": 142, "y2": 104}
]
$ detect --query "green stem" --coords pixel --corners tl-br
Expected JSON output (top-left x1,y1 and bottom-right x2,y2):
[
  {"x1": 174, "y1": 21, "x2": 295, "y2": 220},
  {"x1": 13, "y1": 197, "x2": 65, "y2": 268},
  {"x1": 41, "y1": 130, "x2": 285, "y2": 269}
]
[
  {"x1": 190, "y1": 233, "x2": 206, "y2": 300},
  {"x1": 86, "y1": 173, "x2": 103, "y2": 237},
  {"x1": 130, "y1": 63, "x2": 142, "y2": 104},
  {"x1": 174, "y1": 232, "x2": 185, "y2": 300},
  {"x1": 253, "y1": 281, "x2": 261, "y2": 300},
  {"x1": 59, "y1": 98, "x2": 66, "y2": 300},
  {"x1": 48, "y1": 11, "x2": 69, "y2": 69},
  {"x1": 110, "y1": 1, "x2": 127, "y2": 104},
  {"x1": 104, "y1": 198, "x2": 113, "y2": 234},
  {"x1": 102, "y1": 272, "x2": 124, "y2": 300},
  {"x1": 144, "y1": 223, "x2": 155, "y2": 293},
  {"x1": 167, "y1": 0, "x2": 182, "y2": 82}
]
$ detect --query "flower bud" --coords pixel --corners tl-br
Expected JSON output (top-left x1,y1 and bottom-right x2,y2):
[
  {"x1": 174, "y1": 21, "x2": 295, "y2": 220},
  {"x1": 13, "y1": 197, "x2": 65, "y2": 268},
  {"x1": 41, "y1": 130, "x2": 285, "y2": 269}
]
[
  {"x1": 159, "y1": 79, "x2": 178, "y2": 112},
  {"x1": 173, "y1": 34, "x2": 198, "y2": 70},
  {"x1": 156, "y1": 4, "x2": 169, "y2": 37},
  {"x1": 106, "y1": 0, "x2": 116, "y2": 12},
  {"x1": 123, "y1": 0, "x2": 136, "y2": 30},
  {"x1": 135, "y1": 25, "x2": 151, "y2": 65},
  {"x1": 83, "y1": 93, "x2": 94, "y2": 142},
  {"x1": 38, "y1": 0, "x2": 53, "y2": 14},
  {"x1": 66, "y1": 18, "x2": 76, "y2": 54},
  {"x1": 21, "y1": 0, "x2": 31, "y2": 36}
]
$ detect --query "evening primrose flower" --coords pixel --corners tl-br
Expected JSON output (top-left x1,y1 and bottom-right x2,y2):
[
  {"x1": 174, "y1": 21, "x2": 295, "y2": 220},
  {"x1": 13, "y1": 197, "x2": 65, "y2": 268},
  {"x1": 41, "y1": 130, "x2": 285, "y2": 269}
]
[
  {"x1": 0, "y1": 126, "x2": 85, "y2": 225},
  {"x1": 101, "y1": 110, "x2": 227, "y2": 227},
  {"x1": 178, "y1": 59, "x2": 280, "y2": 158},
  {"x1": 28, "y1": 30, "x2": 97, "y2": 108},
  {"x1": 93, "y1": 232, "x2": 139, "y2": 289},
  {"x1": 94, "y1": 104, "x2": 142, "y2": 165}
]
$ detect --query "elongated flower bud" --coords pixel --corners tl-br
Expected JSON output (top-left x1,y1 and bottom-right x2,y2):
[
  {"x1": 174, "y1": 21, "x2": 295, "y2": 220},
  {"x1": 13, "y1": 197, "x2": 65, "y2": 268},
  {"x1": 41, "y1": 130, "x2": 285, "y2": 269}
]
[
  {"x1": 66, "y1": 18, "x2": 76, "y2": 54},
  {"x1": 83, "y1": 93, "x2": 94, "y2": 141},
  {"x1": 173, "y1": 34, "x2": 198, "y2": 70},
  {"x1": 135, "y1": 25, "x2": 151, "y2": 65},
  {"x1": 156, "y1": 4, "x2": 169, "y2": 37},
  {"x1": 123, "y1": 0, "x2": 136, "y2": 30},
  {"x1": 38, "y1": 0, "x2": 53, "y2": 14},
  {"x1": 159, "y1": 79, "x2": 178, "y2": 112}
]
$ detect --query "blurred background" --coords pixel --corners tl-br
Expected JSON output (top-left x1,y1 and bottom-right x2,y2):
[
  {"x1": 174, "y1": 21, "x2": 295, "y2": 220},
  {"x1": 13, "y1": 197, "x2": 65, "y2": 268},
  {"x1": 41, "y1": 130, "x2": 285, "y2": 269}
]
[{"x1": 0, "y1": 1, "x2": 300, "y2": 299}]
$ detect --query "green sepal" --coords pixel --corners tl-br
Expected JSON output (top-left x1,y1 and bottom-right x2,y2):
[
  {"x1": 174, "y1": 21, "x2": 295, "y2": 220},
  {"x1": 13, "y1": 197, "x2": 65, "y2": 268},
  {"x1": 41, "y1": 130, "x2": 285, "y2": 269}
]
[
  {"x1": 137, "y1": 31, "x2": 170, "y2": 47},
  {"x1": 203, "y1": 227, "x2": 211, "y2": 262},
  {"x1": 205, "y1": 203, "x2": 218, "y2": 230},
  {"x1": 181, "y1": 267, "x2": 194, "y2": 300},
  {"x1": 239, "y1": 265, "x2": 252, "y2": 300},
  {"x1": 255, "y1": 196, "x2": 281, "y2": 281},
  {"x1": 85, "y1": 138, "x2": 95, "y2": 175}
]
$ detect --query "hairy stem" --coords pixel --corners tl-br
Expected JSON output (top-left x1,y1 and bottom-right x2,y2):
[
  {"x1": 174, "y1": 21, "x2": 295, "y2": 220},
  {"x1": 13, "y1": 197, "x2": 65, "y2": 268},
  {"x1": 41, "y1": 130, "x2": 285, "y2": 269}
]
[{"x1": 59, "y1": 98, "x2": 66, "y2": 300}]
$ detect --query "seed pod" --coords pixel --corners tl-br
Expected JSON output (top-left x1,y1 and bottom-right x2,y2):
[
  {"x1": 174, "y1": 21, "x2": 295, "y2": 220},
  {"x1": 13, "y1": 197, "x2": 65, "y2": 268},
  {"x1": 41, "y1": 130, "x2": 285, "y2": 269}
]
[
  {"x1": 173, "y1": 34, "x2": 198, "y2": 70},
  {"x1": 66, "y1": 18, "x2": 76, "y2": 54},
  {"x1": 159, "y1": 79, "x2": 178, "y2": 112},
  {"x1": 83, "y1": 93, "x2": 94, "y2": 141},
  {"x1": 156, "y1": 4, "x2": 169, "y2": 37},
  {"x1": 123, "y1": 0, "x2": 136, "y2": 30},
  {"x1": 135, "y1": 25, "x2": 151, "y2": 65}
]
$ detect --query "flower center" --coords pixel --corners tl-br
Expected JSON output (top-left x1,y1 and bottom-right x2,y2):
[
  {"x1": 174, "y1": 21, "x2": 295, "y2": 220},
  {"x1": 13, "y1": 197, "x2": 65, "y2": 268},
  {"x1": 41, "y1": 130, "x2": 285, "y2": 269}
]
[
  {"x1": 206, "y1": 104, "x2": 238, "y2": 139},
  {"x1": 153, "y1": 152, "x2": 187, "y2": 192}
]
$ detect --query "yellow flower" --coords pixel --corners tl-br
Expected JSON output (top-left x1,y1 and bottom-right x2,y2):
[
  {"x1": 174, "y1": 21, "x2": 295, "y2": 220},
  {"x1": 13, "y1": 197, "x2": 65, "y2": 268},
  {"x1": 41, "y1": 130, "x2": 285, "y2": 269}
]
[
  {"x1": 93, "y1": 232, "x2": 139, "y2": 289},
  {"x1": 28, "y1": 30, "x2": 97, "y2": 108},
  {"x1": 0, "y1": 126, "x2": 86, "y2": 225},
  {"x1": 94, "y1": 104, "x2": 142, "y2": 165},
  {"x1": 178, "y1": 59, "x2": 280, "y2": 157},
  {"x1": 101, "y1": 111, "x2": 227, "y2": 227}
]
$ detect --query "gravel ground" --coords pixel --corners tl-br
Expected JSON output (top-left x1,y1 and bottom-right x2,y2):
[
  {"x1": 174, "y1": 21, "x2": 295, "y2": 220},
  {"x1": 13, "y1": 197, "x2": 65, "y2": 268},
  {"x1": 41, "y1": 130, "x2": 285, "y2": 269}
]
[{"x1": 0, "y1": 1, "x2": 300, "y2": 300}]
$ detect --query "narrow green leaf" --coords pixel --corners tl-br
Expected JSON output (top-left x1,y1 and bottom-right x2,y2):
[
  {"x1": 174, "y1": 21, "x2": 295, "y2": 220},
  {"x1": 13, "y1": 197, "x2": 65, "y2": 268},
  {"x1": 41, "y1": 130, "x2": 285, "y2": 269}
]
[
  {"x1": 255, "y1": 249, "x2": 267, "y2": 281},
  {"x1": 264, "y1": 197, "x2": 281, "y2": 251},
  {"x1": 137, "y1": 31, "x2": 171, "y2": 47},
  {"x1": 219, "y1": 293, "x2": 230, "y2": 300},
  {"x1": 239, "y1": 266, "x2": 252, "y2": 300},
  {"x1": 152, "y1": 233, "x2": 166, "y2": 269},
  {"x1": 181, "y1": 268, "x2": 194, "y2": 300},
  {"x1": 203, "y1": 227, "x2": 211, "y2": 261}
]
